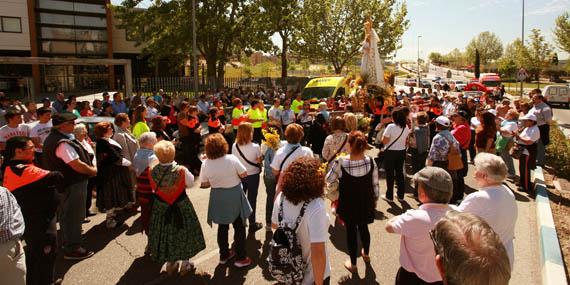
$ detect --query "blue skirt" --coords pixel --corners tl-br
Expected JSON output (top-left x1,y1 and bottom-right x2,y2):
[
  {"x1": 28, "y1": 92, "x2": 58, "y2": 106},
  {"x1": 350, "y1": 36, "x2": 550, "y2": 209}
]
[{"x1": 207, "y1": 183, "x2": 252, "y2": 226}]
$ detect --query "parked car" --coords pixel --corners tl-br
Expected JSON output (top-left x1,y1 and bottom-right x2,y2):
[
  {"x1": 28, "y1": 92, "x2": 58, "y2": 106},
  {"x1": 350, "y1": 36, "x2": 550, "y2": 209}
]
[
  {"x1": 432, "y1": 76, "x2": 442, "y2": 82},
  {"x1": 420, "y1": 80, "x2": 432, "y2": 88},
  {"x1": 543, "y1": 85, "x2": 570, "y2": 108}
]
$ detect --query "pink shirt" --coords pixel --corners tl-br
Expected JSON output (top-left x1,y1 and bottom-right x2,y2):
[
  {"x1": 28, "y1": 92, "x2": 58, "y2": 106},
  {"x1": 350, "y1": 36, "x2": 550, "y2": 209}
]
[{"x1": 391, "y1": 203, "x2": 456, "y2": 283}]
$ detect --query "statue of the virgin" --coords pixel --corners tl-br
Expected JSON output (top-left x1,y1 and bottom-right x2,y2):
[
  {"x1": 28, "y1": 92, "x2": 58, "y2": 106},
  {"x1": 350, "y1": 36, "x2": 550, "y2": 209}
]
[{"x1": 360, "y1": 19, "x2": 385, "y2": 87}]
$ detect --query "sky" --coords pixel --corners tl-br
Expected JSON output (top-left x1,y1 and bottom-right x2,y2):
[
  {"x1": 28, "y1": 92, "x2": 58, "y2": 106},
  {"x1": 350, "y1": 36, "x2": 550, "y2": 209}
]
[{"x1": 111, "y1": 0, "x2": 570, "y2": 60}]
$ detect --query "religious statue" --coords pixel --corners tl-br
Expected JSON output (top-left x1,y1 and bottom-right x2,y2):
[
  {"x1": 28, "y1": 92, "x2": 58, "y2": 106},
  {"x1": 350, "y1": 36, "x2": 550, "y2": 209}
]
[{"x1": 360, "y1": 19, "x2": 386, "y2": 87}]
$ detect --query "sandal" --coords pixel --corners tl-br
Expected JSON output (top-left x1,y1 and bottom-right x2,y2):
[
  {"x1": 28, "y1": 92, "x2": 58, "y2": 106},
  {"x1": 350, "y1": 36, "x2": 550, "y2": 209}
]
[{"x1": 344, "y1": 260, "x2": 357, "y2": 274}]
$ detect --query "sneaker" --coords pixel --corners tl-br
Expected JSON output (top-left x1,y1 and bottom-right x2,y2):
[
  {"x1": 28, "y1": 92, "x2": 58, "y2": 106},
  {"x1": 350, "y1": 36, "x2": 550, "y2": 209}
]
[
  {"x1": 248, "y1": 222, "x2": 263, "y2": 233},
  {"x1": 64, "y1": 247, "x2": 94, "y2": 260},
  {"x1": 219, "y1": 250, "x2": 236, "y2": 265},
  {"x1": 380, "y1": 195, "x2": 392, "y2": 202},
  {"x1": 234, "y1": 257, "x2": 252, "y2": 268}
]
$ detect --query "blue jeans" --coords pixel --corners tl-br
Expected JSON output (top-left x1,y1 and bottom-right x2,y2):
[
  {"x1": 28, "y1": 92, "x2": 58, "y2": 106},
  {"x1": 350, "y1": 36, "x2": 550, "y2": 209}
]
[
  {"x1": 263, "y1": 174, "x2": 277, "y2": 225},
  {"x1": 242, "y1": 173, "x2": 260, "y2": 224},
  {"x1": 500, "y1": 146, "x2": 516, "y2": 176},
  {"x1": 536, "y1": 138, "x2": 546, "y2": 166},
  {"x1": 60, "y1": 180, "x2": 88, "y2": 252}
]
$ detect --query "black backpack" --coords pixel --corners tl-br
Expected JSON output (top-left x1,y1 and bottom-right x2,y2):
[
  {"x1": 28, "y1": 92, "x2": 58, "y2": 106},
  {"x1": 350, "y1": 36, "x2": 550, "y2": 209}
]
[{"x1": 267, "y1": 196, "x2": 309, "y2": 285}]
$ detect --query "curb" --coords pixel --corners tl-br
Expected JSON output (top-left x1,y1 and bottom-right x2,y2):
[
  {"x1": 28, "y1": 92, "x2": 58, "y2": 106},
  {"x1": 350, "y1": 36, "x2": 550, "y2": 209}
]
[{"x1": 534, "y1": 166, "x2": 568, "y2": 285}]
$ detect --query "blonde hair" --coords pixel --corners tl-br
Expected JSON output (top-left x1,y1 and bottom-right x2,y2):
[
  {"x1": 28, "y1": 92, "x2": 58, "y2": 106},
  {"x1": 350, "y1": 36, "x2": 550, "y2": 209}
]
[
  {"x1": 343, "y1": 112, "x2": 358, "y2": 132},
  {"x1": 236, "y1": 122, "x2": 253, "y2": 145},
  {"x1": 153, "y1": 140, "x2": 176, "y2": 163}
]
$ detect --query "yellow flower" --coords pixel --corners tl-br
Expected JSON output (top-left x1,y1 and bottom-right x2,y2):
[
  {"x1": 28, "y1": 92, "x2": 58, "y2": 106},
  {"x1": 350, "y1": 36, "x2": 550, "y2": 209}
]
[{"x1": 262, "y1": 128, "x2": 281, "y2": 150}]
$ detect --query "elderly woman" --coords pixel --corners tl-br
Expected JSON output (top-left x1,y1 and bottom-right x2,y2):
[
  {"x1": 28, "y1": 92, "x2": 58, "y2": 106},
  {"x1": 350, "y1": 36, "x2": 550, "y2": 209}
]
[
  {"x1": 326, "y1": 131, "x2": 378, "y2": 273},
  {"x1": 132, "y1": 132, "x2": 158, "y2": 250},
  {"x1": 512, "y1": 113, "x2": 540, "y2": 193},
  {"x1": 113, "y1": 113, "x2": 139, "y2": 164},
  {"x1": 322, "y1": 117, "x2": 349, "y2": 164},
  {"x1": 271, "y1": 124, "x2": 314, "y2": 185},
  {"x1": 271, "y1": 156, "x2": 331, "y2": 284},
  {"x1": 458, "y1": 153, "x2": 517, "y2": 268},
  {"x1": 497, "y1": 109, "x2": 519, "y2": 179},
  {"x1": 201, "y1": 133, "x2": 253, "y2": 268},
  {"x1": 232, "y1": 123, "x2": 263, "y2": 233},
  {"x1": 343, "y1": 112, "x2": 358, "y2": 132},
  {"x1": 94, "y1": 122, "x2": 134, "y2": 228},
  {"x1": 148, "y1": 140, "x2": 205, "y2": 276},
  {"x1": 73, "y1": 124, "x2": 97, "y2": 219}
]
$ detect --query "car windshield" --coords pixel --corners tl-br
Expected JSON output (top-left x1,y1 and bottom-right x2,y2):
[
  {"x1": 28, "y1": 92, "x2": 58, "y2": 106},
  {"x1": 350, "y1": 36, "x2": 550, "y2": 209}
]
[
  {"x1": 482, "y1": 80, "x2": 500, "y2": 87},
  {"x1": 302, "y1": 87, "x2": 335, "y2": 100}
]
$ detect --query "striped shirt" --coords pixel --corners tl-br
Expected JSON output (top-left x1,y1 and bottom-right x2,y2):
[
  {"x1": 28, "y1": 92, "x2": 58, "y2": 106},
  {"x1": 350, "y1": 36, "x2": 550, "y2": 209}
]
[{"x1": 0, "y1": 187, "x2": 24, "y2": 243}]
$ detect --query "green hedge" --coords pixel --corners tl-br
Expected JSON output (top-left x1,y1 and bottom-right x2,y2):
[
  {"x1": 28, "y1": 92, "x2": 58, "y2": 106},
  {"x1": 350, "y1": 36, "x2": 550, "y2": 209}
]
[{"x1": 546, "y1": 122, "x2": 570, "y2": 180}]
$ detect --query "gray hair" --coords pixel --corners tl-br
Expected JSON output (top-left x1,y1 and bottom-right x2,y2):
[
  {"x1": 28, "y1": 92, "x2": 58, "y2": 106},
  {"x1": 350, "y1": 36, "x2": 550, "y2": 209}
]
[
  {"x1": 474, "y1": 153, "x2": 507, "y2": 184},
  {"x1": 138, "y1": 132, "x2": 157, "y2": 147},
  {"x1": 73, "y1": 123, "x2": 87, "y2": 136},
  {"x1": 433, "y1": 211, "x2": 511, "y2": 285}
]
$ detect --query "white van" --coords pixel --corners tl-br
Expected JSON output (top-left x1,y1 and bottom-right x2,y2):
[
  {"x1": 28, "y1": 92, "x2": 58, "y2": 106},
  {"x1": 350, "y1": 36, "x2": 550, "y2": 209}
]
[{"x1": 544, "y1": 85, "x2": 570, "y2": 108}]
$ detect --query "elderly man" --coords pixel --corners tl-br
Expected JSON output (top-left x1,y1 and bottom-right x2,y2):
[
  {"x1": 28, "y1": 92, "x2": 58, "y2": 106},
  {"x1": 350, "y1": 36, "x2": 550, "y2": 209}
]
[
  {"x1": 42, "y1": 113, "x2": 97, "y2": 260},
  {"x1": 385, "y1": 167, "x2": 455, "y2": 285},
  {"x1": 432, "y1": 211, "x2": 511, "y2": 285},
  {"x1": 529, "y1": 91, "x2": 552, "y2": 167},
  {"x1": 458, "y1": 153, "x2": 517, "y2": 268}
]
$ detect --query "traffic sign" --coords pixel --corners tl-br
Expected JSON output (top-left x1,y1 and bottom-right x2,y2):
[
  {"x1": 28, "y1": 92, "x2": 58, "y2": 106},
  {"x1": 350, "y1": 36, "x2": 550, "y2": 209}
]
[{"x1": 517, "y1": 68, "x2": 528, "y2": 81}]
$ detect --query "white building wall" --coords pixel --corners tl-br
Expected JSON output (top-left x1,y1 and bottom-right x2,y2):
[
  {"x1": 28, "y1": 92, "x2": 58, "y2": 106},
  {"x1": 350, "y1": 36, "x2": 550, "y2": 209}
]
[{"x1": 0, "y1": 0, "x2": 31, "y2": 51}]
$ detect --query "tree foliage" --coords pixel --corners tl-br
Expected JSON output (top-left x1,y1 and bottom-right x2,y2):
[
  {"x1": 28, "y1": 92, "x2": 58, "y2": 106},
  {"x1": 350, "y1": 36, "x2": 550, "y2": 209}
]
[
  {"x1": 293, "y1": 0, "x2": 409, "y2": 74},
  {"x1": 428, "y1": 52, "x2": 444, "y2": 65},
  {"x1": 113, "y1": 0, "x2": 270, "y2": 86},
  {"x1": 553, "y1": 12, "x2": 570, "y2": 54},
  {"x1": 526, "y1": 29, "x2": 553, "y2": 81},
  {"x1": 465, "y1": 31, "x2": 503, "y2": 68}
]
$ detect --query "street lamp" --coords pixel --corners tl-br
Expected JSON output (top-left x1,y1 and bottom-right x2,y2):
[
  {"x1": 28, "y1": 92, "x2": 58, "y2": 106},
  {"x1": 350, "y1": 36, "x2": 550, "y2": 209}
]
[
  {"x1": 520, "y1": 0, "x2": 524, "y2": 96},
  {"x1": 192, "y1": 0, "x2": 199, "y2": 97},
  {"x1": 417, "y1": 35, "x2": 422, "y2": 88}
]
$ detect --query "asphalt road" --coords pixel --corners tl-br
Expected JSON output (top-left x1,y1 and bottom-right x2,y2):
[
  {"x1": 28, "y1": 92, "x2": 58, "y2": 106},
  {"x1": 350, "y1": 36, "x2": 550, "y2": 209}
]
[{"x1": 55, "y1": 150, "x2": 539, "y2": 285}]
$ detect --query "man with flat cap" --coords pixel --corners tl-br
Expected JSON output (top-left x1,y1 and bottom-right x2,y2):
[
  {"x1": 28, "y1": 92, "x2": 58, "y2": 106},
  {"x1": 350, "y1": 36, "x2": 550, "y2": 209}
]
[
  {"x1": 42, "y1": 113, "x2": 97, "y2": 260},
  {"x1": 385, "y1": 166, "x2": 455, "y2": 285}
]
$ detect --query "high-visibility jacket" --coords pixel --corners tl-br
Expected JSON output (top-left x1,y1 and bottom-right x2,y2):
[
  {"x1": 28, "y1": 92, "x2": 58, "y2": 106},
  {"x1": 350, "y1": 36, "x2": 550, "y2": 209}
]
[
  {"x1": 232, "y1": 107, "x2": 246, "y2": 129},
  {"x1": 248, "y1": 108, "x2": 263, "y2": 128}
]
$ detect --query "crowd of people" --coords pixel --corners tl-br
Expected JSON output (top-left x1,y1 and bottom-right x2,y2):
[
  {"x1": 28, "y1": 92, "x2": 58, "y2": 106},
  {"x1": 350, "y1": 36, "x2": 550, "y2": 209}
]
[{"x1": 0, "y1": 83, "x2": 550, "y2": 284}]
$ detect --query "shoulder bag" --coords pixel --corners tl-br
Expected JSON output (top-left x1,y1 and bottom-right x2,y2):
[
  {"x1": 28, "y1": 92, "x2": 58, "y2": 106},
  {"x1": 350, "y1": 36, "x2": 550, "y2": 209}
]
[{"x1": 235, "y1": 144, "x2": 262, "y2": 170}]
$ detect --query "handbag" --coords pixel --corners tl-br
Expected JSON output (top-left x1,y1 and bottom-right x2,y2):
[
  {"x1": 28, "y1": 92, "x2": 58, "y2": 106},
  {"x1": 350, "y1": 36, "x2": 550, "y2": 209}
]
[
  {"x1": 509, "y1": 143, "x2": 524, "y2": 159},
  {"x1": 376, "y1": 126, "x2": 405, "y2": 167},
  {"x1": 444, "y1": 137, "x2": 464, "y2": 171}
]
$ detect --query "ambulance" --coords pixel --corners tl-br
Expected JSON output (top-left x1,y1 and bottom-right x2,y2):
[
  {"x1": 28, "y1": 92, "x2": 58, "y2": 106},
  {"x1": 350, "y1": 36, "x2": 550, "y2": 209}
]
[{"x1": 302, "y1": 76, "x2": 349, "y2": 110}]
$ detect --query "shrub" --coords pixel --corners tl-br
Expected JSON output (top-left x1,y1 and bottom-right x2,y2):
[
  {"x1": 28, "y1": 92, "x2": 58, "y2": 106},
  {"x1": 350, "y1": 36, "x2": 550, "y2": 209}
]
[{"x1": 546, "y1": 122, "x2": 570, "y2": 180}]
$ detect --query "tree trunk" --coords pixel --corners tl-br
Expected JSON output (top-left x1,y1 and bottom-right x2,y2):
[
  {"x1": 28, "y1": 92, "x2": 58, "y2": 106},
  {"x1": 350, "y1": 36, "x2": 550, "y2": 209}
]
[
  {"x1": 334, "y1": 63, "x2": 342, "y2": 74},
  {"x1": 281, "y1": 34, "x2": 288, "y2": 91},
  {"x1": 217, "y1": 60, "x2": 225, "y2": 89},
  {"x1": 206, "y1": 57, "x2": 217, "y2": 90}
]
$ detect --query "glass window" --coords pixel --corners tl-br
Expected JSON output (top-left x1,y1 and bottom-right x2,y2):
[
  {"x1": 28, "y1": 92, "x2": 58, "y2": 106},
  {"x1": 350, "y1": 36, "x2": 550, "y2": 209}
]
[
  {"x1": 1, "y1": 17, "x2": 22, "y2": 33},
  {"x1": 41, "y1": 27, "x2": 75, "y2": 40},
  {"x1": 41, "y1": 41, "x2": 76, "y2": 54},
  {"x1": 76, "y1": 42, "x2": 107, "y2": 55},
  {"x1": 38, "y1": 0, "x2": 74, "y2": 11},
  {"x1": 74, "y1": 2, "x2": 106, "y2": 14},
  {"x1": 76, "y1": 29, "x2": 107, "y2": 41},
  {"x1": 74, "y1": 15, "x2": 106, "y2": 28},
  {"x1": 40, "y1": 13, "x2": 74, "y2": 25}
]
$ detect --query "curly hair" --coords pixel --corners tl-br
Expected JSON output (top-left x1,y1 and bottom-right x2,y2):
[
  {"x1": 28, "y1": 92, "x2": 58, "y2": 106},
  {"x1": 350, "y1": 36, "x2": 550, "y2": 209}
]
[
  {"x1": 205, "y1": 133, "x2": 228, "y2": 159},
  {"x1": 280, "y1": 156, "x2": 324, "y2": 205}
]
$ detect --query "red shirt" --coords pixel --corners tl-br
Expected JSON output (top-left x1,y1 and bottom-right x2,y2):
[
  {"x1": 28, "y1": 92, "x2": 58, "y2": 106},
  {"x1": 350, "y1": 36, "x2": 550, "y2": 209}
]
[{"x1": 451, "y1": 123, "x2": 471, "y2": 150}]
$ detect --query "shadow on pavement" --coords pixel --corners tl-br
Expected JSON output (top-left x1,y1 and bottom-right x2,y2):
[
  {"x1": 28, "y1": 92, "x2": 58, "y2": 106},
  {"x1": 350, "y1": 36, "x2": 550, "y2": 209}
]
[
  {"x1": 337, "y1": 262, "x2": 380, "y2": 285},
  {"x1": 503, "y1": 183, "x2": 531, "y2": 202},
  {"x1": 328, "y1": 218, "x2": 349, "y2": 254},
  {"x1": 258, "y1": 231, "x2": 275, "y2": 281}
]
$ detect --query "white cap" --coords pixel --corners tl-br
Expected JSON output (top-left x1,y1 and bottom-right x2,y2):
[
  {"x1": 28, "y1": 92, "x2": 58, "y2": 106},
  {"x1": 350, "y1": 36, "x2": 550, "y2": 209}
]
[
  {"x1": 488, "y1": 109, "x2": 497, "y2": 116},
  {"x1": 435, "y1": 116, "x2": 451, "y2": 127},
  {"x1": 521, "y1": 113, "x2": 537, "y2": 121}
]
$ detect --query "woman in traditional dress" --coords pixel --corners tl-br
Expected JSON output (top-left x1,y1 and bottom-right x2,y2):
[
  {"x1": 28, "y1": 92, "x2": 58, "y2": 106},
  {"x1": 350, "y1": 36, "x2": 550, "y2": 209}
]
[
  {"x1": 360, "y1": 19, "x2": 385, "y2": 87},
  {"x1": 94, "y1": 122, "x2": 134, "y2": 228},
  {"x1": 201, "y1": 133, "x2": 253, "y2": 268},
  {"x1": 326, "y1": 131, "x2": 379, "y2": 273},
  {"x1": 147, "y1": 140, "x2": 205, "y2": 275}
]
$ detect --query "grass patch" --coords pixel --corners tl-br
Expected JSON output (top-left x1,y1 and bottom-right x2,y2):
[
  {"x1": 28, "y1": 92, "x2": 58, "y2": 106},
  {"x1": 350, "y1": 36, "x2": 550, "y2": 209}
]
[{"x1": 546, "y1": 122, "x2": 570, "y2": 180}]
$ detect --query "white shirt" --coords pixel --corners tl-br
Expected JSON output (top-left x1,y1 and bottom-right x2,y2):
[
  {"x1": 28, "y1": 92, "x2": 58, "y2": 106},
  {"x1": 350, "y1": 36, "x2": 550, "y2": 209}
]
[
  {"x1": 146, "y1": 106, "x2": 159, "y2": 121},
  {"x1": 390, "y1": 203, "x2": 457, "y2": 282},
  {"x1": 200, "y1": 154, "x2": 246, "y2": 188},
  {"x1": 519, "y1": 125, "x2": 540, "y2": 143},
  {"x1": 500, "y1": 121, "x2": 518, "y2": 138},
  {"x1": 458, "y1": 184, "x2": 518, "y2": 268},
  {"x1": 78, "y1": 139, "x2": 96, "y2": 165},
  {"x1": 382, "y1": 124, "x2": 410, "y2": 151},
  {"x1": 232, "y1": 142, "x2": 261, "y2": 175},
  {"x1": 270, "y1": 144, "x2": 313, "y2": 173},
  {"x1": 55, "y1": 142, "x2": 80, "y2": 164},
  {"x1": 0, "y1": 124, "x2": 31, "y2": 143},
  {"x1": 30, "y1": 121, "x2": 52, "y2": 153},
  {"x1": 268, "y1": 106, "x2": 282, "y2": 121},
  {"x1": 470, "y1": 117, "x2": 480, "y2": 130},
  {"x1": 272, "y1": 193, "x2": 331, "y2": 285}
]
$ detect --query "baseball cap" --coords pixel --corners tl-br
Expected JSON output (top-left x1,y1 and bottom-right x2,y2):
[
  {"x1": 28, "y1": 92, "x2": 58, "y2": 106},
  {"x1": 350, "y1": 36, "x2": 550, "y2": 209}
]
[
  {"x1": 521, "y1": 113, "x2": 537, "y2": 121},
  {"x1": 52, "y1": 113, "x2": 77, "y2": 126},
  {"x1": 435, "y1": 116, "x2": 451, "y2": 127},
  {"x1": 451, "y1": 110, "x2": 468, "y2": 120},
  {"x1": 413, "y1": 166, "x2": 453, "y2": 194}
]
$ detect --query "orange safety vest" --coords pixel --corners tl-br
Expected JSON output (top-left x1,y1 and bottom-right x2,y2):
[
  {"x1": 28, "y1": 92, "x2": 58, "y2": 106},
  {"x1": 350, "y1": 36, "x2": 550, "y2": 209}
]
[
  {"x1": 208, "y1": 118, "x2": 221, "y2": 128},
  {"x1": 4, "y1": 163, "x2": 50, "y2": 192},
  {"x1": 231, "y1": 108, "x2": 246, "y2": 127},
  {"x1": 187, "y1": 116, "x2": 199, "y2": 129},
  {"x1": 430, "y1": 106, "x2": 443, "y2": 116}
]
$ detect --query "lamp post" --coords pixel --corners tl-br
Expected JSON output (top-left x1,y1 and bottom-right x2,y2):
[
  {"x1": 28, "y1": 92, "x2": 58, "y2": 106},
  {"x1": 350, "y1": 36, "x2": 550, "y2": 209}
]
[
  {"x1": 417, "y1": 35, "x2": 422, "y2": 89},
  {"x1": 192, "y1": 0, "x2": 199, "y2": 97},
  {"x1": 520, "y1": 0, "x2": 524, "y2": 96}
]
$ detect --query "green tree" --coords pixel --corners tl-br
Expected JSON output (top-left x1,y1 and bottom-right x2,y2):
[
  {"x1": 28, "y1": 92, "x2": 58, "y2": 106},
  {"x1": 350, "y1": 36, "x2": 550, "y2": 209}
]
[
  {"x1": 502, "y1": 38, "x2": 530, "y2": 71},
  {"x1": 428, "y1": 52, "x2": 444, "y2": 65},
  {"x1": 526, "y1": 29, "x2": 553, "y2": 81},
  {"x1": 497, "y1": 57, "x2": 517, "y2": 79},
  {"x1": 293, "y1": 0, "x2": 409, "y2": 74},
  {"x1": 444, "y1": 48, "x2": 467, "y2": 69},
  {"x1": 255, "y1": 0, "x2": 301, "y2": 88},
  {"x1": 465, "y1": 31, "x2": 503, "y2": 69},
  {"x1": 553, "y1": 12, "x2": 570, "y2": 54},
  {"x1": 113, "y1": 0, "x2": 270, "y2": 87}
]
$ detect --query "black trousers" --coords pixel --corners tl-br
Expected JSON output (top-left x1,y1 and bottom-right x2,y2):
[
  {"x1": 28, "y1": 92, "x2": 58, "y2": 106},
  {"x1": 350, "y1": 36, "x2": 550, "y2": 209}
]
[
  {"x1": 450, "y1": 149, "x2": 468, "y2": 204},
  {"x1": 217, "y1": 217, "x2": 246, "y2": 260},
  {"x1": 468, "y1": 129, "x2": 476, "y2": 162},
  {"x1": 409, "y1": 148, "x2": 428, "y2": 175},
  {"x1": 253, "y1": 127, "x2": 262, "y2": 144},
  {"x1": 385, "y1": 150, "x2": 406, "y2": 199},
  {"x1": 346, "y1": 222, "x2": 370, "y2": 265},
  {"x1": 395, "y1": 267, "x2": 443, "y2": 285},
  {"x1": 24, "y1": 219, "x2": 57, "y2": 285},
  {"x1": 519, "y1": 153, "x2": 533, "y2": 193}
]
